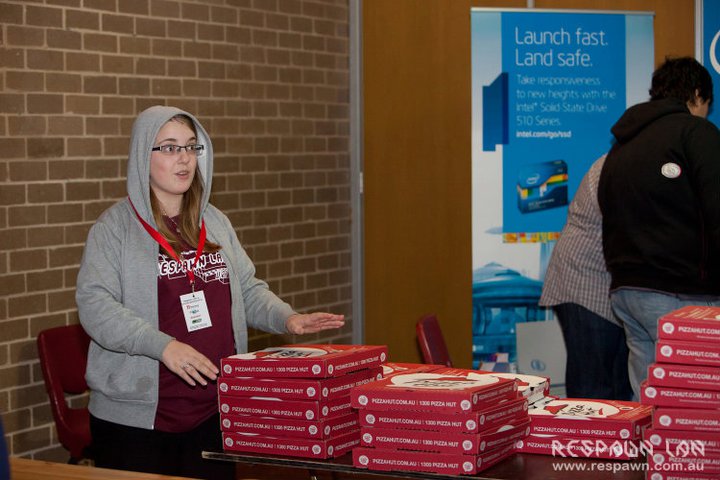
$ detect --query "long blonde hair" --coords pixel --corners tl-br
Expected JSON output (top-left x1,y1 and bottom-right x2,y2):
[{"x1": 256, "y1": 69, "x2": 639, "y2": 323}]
[{"x1": 150, "y1": 114, "x2": 220, "y2": 256}]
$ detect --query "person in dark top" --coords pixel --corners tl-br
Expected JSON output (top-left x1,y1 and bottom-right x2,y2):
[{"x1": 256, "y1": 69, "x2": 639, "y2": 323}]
[{"x1": 598, "y1": 57, "x2": 720, "y2": 400}]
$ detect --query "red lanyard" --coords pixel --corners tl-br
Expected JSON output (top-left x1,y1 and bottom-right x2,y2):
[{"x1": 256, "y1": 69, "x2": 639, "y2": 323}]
[{"x1": 129, "y1": 198, "x2": 206, "y2": 291}]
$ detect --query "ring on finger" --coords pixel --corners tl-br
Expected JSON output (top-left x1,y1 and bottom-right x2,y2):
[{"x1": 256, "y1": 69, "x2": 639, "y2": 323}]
[{"x1": 181, "y1": 363, "x2": 192, "y2": 370}]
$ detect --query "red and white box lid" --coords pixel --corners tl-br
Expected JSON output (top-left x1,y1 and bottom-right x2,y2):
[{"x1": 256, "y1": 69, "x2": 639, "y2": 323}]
[
  {"x1": 218, "y1": 394, "x2": 352, "y2": 421},
  {"x1": 351, "y1": 368, "x2": 518, "y2": 413},
  {"x1": 655, "y1": 339, "x2": 720, "y2": 368},
  {"x1": 652, "y1": 407, "x2": 720, "y2": 433},
  {"x1": 515, "y1": 433, "x2": 645, "y2": 461},
  {"x1": 481, "y1": 372, "x2": 550, "y2": 404},
  {"x1": 647, "y1": 362, "x2": 720, "y2": 392},
  {"x1": 218, "y1": 366, "x2": 383, "y2": 401},
  {"x1": 528, "y1": 397, "x2": 652, "y2": 440},
  {"x1": 380, "y1": 362, "x2": 442, "y2": 377},
  {"x1": 643, "y1": 427, "x2": 720, "y2": 455},
  {"x1": 352, "y1": 442, "x2": 515, "y2": 476},
  {"x1": 658, "y1": 306, "x2": 720, "y2": 342},
  {"x1": 360, "y1": 417, "x2": 530, "y2": 454},
  {"x1": 641, "y1": 381, "x2": 720, "y2": 409},
  {"x1": 222, "y1": 429, "x2": 359, "y2": 459},
  {"x1": 221, "y1": 344, "x2": 388, "y2": 378},
  {"x1": 220, "y1": 411, "x2": 359, "y2": 439},
  {"x1": 358, "y1": 396, "x2": 528, "y2": 433}
]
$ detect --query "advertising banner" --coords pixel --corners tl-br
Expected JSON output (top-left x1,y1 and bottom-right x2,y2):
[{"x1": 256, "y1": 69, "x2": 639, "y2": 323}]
[
  {"x1": 471, "y1": 9, "x2": 654, "y2": 372},
  {"x1": 700, "y1": 0, "x2": 720, "y2": 126}
]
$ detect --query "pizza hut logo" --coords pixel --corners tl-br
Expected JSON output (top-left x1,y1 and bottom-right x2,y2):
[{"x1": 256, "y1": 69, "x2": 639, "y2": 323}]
[
  {"x1": 389, "y1": 372, "x2": 499, "y2": 390},
  {"x1": 219, "y1": 382, "x2": 228, "y2": 393},
  {"x1": 363, "y1": 433, "x2": 373, "y2": 443},
  {"x1": 224, "y1": 437, "x2": 233, "y2": 447},
  {"x1": 658, "y1": 415, "x2": 672, "y2": 427},
  {"x1": 651, "y1": 367, "x2": 666, "y2": 379},
  {"x1": 223, "y1": 365, "x2": 232, "y2": 374},
  {"x1": 309, "y1": 426, "x2": 318, "y2": 435},
  {"x1": 662, "y1": 323, "x2": 675, "y2": 334},
  {"x1": 358, "y1": 455, "x2": 369, "y2": 466},
  {"x1": 365, "y1": 414, "x2": 376, "y2": 424},
  {"x1": 307, "y1": 387, "x2": 316, "y2": 397},
  {"x1": 220, "y1": 404, "x2": 229, "y2": 413},
  {"x1": 312, "y1": 364, "x2": 321, "y2": 375},
  {"x1": 222, "y1": 419, "x2": 230, "y2": 428},
  {"x1": 536, "y1": 400, "x2": 619, "y2": 418},
  {"x1": 312, "y1": 445, "x2": 322, "y2": 455},
  {"x1": 659, "y1": 345, "x2": 673, "y2": 357},
  {"x1": 464, "y1": 461, "x2": 474, "y2": 472}
]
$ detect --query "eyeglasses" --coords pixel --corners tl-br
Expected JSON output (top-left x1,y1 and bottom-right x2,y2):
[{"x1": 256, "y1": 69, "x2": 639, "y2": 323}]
[{"x1": 151, "y1": 144, "x2": 205, "y2": 156}]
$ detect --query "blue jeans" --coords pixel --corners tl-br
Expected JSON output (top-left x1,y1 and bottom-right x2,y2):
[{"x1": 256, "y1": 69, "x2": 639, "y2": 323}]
[
  {"x1": 555, "y1": 303, "x2": 632, "y2": 401},
  {"x1": 610, "y1": 288, "x2": 720, "y2": 401}
]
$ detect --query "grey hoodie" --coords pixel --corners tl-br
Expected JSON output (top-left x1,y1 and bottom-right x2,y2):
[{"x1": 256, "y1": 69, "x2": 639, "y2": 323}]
[{"x1": 76, "y1": 106, "x2": 294, "y2": 429}]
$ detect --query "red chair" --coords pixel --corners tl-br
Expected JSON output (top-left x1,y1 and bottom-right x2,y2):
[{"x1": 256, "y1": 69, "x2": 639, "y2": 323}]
[
  {"x1": 415, "y1": 314, "x2": 453, "y2": 367},
  {"x1": 37, "y1": 324, "x2": 92, "y2": 464}
]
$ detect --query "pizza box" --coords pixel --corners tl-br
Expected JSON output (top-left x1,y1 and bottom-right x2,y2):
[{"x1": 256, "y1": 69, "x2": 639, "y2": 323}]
[
  {"x1": 482, "y1": 372, "x2": 550, "y2": 405},
  {"x1": 351, "y1": 368, "x2": 519, "y2": 413},
  {"x1": 641, "y1": 381, "x2": 720, "y2": 409},
  {"x1": 352, "y1": 442, "x2": 515, "y2": 475},
  {"x1": 644, "y1": 428, "x2": 720, "y2": 455},
  {"x1": 222, "y1": 429, "x2": 359, "y2": 459},
  {"x1": 528, "y1": 397, "x2": 652, "y2": 440},
  {"x1": 656, "y1": 339, "x2": 720, "y2": 368},
  {"x1": 218, "y1": 394, "x2": 352, "y2": 421},
  {"x1": 218, "y1": 366, "x2": 382, "y2": 401},
  {"x1": 360, "y1": 417, "x2": 530, "y2": 454},
  {"x1": 652, "y1": 407, "x2": 720, "y2": 432},
  {"x1": 221, "y1": 344, "x2": 388, "y2": 378},
  {"x1": 658, "y1": 306, "x2": 720, "y2": 342},
  {"x1": 358, "y1": 396, "x2": 529, "y2": 433},
  {"x1": 647, "y1": 451, "x2": 720, "y2": 474},
  {"x1": 380, "y1": 362, "x2": 443, "y2": 377},
  {"x1": 515, "y1": 433, "x2": 645, "y2": 460},
  {"x1": 645, "y1": 471, "x2": 720, "y2": 480},
  {"x1": 647, "y1": 363, "x2": 720, "y2": 391},
  {"x1": 220, "y1": 411, "x2": 359, "y2": 439}
]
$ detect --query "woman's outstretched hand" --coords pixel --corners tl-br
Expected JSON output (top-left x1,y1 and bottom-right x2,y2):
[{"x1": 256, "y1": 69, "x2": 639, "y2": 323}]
[
  {"x1": 161, "y1": 339, "x2": 219, "y2": 387},
  {"x1": 286, "y1": 313, "x2": 345, "y2": 335}
]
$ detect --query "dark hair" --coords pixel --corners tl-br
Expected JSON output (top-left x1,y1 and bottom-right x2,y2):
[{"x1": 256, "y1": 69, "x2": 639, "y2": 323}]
[{"x1": 649, "y1": 56, "x2": 713, "y2": 106}]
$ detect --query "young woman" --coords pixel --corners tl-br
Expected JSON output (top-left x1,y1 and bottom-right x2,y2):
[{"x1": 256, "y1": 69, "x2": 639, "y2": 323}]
[{"x1": 76, "y1": 106, "x2": 344, "y2": 478}]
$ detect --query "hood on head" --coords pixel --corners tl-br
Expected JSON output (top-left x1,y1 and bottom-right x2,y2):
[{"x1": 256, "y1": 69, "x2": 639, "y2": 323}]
[
  {"x1": 611, "y1": 98, "x2": 689, "y2": 143},
  {"x1": 126, "y1": 105, "x2": 213, "y2": 227}
]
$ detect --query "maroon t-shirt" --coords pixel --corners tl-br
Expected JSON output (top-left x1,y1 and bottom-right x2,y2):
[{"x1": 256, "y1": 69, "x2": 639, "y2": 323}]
[{"x1": 154, "y1": 218, "x2": 234, "y2": 432}]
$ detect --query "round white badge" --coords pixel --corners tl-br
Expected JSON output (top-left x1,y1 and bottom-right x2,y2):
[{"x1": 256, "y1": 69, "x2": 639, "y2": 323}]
[
  {"x1": 309, "y1": 425, "x2": 318, "y2": 435},
  {"x1": 222, "y1": 419, "x2": 231, "y2": 428},
  {"x1": 645, "y1": 387, "x2": 657, "y2": 398},
  {"x1": 219, "y1": 382, "x2": 228, "y2": 393},
  {"x1": 461, "y1": 400, "x2": 472, "y2": 411},
  {"x1": 358, "y1": 395, "x2": 368, "y2": 406},
  {"x1": 660, "y1": 345, "x2": 673, "y2": 357},
  {"x1": 662, "y1": 323, "x2": 675, "y2": 334},
  {"x1": 363, "y1": 433, "x2": 373, "y2": 443},
  {"x1": 652, "y1": 367, "x2": 666, "y2": 379},
  {"x1": 649, "y1": 434, "x2": 661, "y2": 446},
  {"x1": 365, "y1": 414, "x2": 376, "y2": 424},
  {"x1": 463, "y1": 440, "x2": 473, "y2": 451},
  {"x1": 224, "y1": 437, "x2": 233, "y2": 447},
  {"x1": 468, "y1": 419, "x2": 478, "y2": 430},
  {"x1": 312, "y1": 364, "x2": 321, "y2": 375},
  {"x1": 223, "y1": 365, "x2": 232, "y2": 375},
  {"x1": 661, "y1": 162, "x2": 681, "y2": 178},
  {"x1": 307, "y1": 387, "x2": 316, "y2": 398},
  {"x1": 220, "y1": 404, "x2": 229, "y2": 413},
  {"x1": 620, "y1": 429, "x2": 630, "y2": 439},
  {"x1": 359, "y1": 455, "x2": 369, "y2": 466},
  {"x1": 312, "y1": 445, "x2": 321, "y2": 455},
  {"x1": 464, "y1": 461, "x2": 474, "y2": 472},
  {"x1": 658, "y1": 414, "x2": 672, "y2": 427}
]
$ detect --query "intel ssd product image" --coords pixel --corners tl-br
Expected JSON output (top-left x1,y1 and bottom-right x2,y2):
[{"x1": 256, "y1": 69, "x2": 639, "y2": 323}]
[{"x1": 516, "y1": 160, "x2": 568, "y2": 214}]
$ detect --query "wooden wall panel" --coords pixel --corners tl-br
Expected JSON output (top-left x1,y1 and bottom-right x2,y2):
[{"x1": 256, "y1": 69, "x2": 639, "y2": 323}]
[{"x1": 362, "y1": 0, "x2": 695, "y2": 367}]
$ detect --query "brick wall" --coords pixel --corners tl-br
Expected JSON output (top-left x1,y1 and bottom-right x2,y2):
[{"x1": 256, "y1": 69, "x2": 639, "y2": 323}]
[{"x1": 0, "y1": 0, "x2": 352, "y2": 461}]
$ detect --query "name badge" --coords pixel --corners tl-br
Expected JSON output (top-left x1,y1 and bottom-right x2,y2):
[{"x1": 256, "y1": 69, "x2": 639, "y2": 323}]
[{"x1": 180, "y1": 290, "x2": 212, "y2": 332}]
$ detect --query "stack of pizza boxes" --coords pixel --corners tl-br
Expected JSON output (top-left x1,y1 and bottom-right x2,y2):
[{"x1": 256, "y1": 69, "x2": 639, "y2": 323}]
[
  {"x1": 641, "y1": 306, "x2": 720, "y2": 478},
  {"x1": 515, "y1": 396, "x2": 653, "y2": 461},
  {"x1": 351, "y1": 367, "x2": 535, "y2": 476},
  {"x1": 218, "y1": 344, "x2": 387, "y2": 459}
]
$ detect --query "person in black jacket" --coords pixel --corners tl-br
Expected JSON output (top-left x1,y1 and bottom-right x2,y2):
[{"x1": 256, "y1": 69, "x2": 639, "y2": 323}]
[{"x1": 598, "y1": 57, "x2": 720, "y2": 400}]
